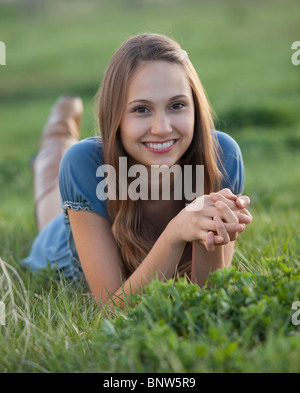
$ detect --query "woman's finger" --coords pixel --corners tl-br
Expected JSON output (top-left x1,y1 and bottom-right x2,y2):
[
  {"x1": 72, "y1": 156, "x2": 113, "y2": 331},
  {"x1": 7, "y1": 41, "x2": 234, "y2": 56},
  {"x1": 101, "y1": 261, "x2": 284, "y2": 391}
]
[
  {"x1": 225, "y1": 222, "x2": 245, "y2": 234},
  {"x1": 204, "y1": 231, "x2": 224, "y2": 251},
  {"x1": 215, "y1": 200, "x2": 239, "y2": 224},
  {"x1": 214, "y1": 216, "x2": 230, "y2": 244},
  {"x1": 217, "y1": 188, "x2": 238, "y2": 200},
  {"x1": 209, "y1": 192, "x2": 239, "y2": 211},
  {"x1": 205, "y1": 231, "x2": 216, "y2": 251},
  {"x1": 236, "y1": 195, "x2": 251, "y2": 209},
  {"x1": 210, "y1": 192, "x2": 252, "y2": 218},
  {"x1": 234, "y1": 211, "x2": 252, "y2": 224}
]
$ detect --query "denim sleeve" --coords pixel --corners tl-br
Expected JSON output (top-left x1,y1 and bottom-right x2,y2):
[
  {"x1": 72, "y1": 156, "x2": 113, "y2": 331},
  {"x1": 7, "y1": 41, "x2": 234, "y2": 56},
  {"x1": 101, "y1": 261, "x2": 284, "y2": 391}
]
[
  {"x1": 59, "y1": 137, "x2": 109, "y2": 220},
  {"x1": 215, "y1": 130, "x2": 245, "y2": 195}
]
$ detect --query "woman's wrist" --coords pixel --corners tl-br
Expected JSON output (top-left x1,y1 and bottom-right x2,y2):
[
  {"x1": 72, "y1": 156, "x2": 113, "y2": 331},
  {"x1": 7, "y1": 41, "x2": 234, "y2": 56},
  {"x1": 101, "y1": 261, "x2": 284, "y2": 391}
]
[{"x1": 164, "y1": 218, "x2": 187, "y2": 250}]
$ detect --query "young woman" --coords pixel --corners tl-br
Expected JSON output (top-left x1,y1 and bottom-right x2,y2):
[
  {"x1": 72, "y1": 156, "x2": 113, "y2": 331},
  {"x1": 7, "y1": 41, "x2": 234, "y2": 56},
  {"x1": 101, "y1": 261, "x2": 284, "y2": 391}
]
[{"x1": 24, "y1": 33, "x2": 252, "y2": 307}]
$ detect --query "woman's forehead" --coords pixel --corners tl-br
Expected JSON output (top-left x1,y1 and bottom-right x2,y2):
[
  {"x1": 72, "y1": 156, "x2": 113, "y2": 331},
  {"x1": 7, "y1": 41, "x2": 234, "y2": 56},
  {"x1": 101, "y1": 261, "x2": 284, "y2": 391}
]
[{"x1": 126, "y1": 60, "x2": 192, "y2": 102}]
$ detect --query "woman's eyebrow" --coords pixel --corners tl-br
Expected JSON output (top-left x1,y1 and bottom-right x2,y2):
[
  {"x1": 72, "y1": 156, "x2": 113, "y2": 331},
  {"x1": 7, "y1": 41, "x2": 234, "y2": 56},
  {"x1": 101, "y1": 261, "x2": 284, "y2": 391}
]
[{"x1": 128, "y1": 94, "x2": 188, "y2": 106}]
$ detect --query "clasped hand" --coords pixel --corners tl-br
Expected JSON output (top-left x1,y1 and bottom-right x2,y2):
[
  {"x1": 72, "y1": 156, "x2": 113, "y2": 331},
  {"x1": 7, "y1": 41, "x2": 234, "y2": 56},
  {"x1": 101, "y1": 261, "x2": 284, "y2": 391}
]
[{"x1": 174, "y1": 188, "x2": 252, "y2": 252}]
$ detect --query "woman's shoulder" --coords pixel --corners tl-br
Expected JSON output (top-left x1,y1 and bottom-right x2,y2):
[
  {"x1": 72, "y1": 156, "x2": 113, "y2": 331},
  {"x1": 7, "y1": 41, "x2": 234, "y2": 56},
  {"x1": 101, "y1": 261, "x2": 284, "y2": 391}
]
[
  {"x1": 212, "y1": 130, "x2": 245, "y2": 195},
  {"x1": 59, "y1": 136, "x2": 104, "y2": 181},
  {"x1": 60, "y1": 136, "x2": 103, "y2": 169},
  {"x1": 59, "y1": 136, "x2": 109, "y2": 219},
  {"x1": 213, "y1": 130, "x2": 242, "y2": 157}
]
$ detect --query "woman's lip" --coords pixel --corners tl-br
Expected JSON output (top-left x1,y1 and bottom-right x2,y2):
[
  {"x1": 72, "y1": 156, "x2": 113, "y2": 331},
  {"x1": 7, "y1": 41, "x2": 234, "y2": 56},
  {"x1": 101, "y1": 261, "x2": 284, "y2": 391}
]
[{"x1": 142, "y1": 138, "x2": 176, "y2": 144}]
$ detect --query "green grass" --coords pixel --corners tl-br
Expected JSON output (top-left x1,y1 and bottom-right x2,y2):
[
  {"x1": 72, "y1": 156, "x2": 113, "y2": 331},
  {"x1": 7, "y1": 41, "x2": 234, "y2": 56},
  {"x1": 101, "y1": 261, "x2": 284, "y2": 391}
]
[{"x1": 1, "y1": 0, "x2": 300, "y2": 373}]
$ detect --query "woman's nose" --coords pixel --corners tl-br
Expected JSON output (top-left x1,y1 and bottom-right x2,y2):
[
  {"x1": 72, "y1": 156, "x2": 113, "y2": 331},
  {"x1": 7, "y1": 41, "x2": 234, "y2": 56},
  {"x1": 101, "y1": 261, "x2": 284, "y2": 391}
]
[{"x1": 151, "y1": 112, "x2": 172, "y2": 136}]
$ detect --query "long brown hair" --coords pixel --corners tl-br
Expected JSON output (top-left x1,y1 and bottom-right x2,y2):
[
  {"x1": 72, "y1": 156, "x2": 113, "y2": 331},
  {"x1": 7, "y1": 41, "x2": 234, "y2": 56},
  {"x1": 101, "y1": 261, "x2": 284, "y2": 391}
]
[{"x1": 97, "y1": 33, "x2": 222, "y2": 278}]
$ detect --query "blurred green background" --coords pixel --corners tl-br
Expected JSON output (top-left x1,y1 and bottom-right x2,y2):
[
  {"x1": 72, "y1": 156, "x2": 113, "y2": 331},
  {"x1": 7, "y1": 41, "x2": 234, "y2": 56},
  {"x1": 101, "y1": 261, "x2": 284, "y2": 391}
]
[{"x1": 0, "y1": 0, "x2": 299, "y2": 263}]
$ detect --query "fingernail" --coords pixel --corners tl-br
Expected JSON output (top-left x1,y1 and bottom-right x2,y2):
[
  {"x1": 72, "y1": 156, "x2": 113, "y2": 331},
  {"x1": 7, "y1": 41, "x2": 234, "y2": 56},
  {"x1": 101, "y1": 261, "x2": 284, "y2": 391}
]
[{"x1": 239, "y1": 198, "x2": 246, "y2": 207}]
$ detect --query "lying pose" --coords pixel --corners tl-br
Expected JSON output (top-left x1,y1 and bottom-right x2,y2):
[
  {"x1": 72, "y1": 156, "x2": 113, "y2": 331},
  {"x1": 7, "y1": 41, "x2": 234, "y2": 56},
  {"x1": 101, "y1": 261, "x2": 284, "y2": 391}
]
[{"x1": 24, "y1": 33, "x2": 252, "y2": 307}]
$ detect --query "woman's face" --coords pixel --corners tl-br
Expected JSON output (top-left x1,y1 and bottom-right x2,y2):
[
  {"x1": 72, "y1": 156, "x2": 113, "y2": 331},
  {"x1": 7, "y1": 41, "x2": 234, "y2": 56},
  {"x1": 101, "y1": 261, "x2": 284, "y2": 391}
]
[{"x1": 119, "y1": 60, "x2": 195, "y2": 168}]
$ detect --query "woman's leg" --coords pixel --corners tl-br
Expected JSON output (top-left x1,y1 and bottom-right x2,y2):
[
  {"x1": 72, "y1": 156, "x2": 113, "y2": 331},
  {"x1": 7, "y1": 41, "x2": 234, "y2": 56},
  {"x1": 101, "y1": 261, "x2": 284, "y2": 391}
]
[{"x1": 33, "y1": 96, "x2": 83, "y2": 231}]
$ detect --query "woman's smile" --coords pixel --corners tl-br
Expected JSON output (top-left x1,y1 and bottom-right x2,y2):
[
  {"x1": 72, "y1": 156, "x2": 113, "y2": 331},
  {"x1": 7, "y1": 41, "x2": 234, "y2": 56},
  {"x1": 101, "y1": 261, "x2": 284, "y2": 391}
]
[{"x1": 142, "y1": 139, "x2": 178, "y2": 154}]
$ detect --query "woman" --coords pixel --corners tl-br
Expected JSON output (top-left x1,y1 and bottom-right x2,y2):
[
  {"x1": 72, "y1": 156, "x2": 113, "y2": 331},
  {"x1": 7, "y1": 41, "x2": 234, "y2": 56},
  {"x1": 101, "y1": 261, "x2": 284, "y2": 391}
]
[{"x1": 24, "y1": 33, "x2": 252, "y2": 307}]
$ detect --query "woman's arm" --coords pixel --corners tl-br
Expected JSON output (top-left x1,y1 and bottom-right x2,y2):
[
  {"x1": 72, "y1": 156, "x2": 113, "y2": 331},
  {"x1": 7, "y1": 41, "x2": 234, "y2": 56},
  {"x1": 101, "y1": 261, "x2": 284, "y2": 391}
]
[
  {"x1": 68, "y1": 209, "x2": 186, "y2": 308},
  {"x1": 69, "y1": 191, "x2": 251, "y2": 308},
  {"x1": 191, "y1": 241, "x2": 235, "y2": 287},
  {"x1": 68, "y1": 210, "x2": 126, "y2": 302},
  {"x1": 165, "y1": 191, "x2": 252, "y2": 287},
  {"x1": 191, "y1": 189, "x2": 252, "y2": 286}
]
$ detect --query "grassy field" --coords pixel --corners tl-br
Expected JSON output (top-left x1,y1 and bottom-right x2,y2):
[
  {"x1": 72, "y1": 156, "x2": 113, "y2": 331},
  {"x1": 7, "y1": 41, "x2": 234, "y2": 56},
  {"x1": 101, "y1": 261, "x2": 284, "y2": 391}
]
[{"x1": 0, "y1": 0, "x2": 300, "y2": 373}]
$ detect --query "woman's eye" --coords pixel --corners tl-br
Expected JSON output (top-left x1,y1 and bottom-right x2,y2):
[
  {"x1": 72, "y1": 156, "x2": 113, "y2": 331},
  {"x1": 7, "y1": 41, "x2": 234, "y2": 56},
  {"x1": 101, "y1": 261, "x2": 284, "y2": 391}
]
[
  {"x1": 171, "y1": 102, "x2": 184, "y2": 110},
  {"x1": 134, "y1": 106, "x2": 149, "y2": 113}
]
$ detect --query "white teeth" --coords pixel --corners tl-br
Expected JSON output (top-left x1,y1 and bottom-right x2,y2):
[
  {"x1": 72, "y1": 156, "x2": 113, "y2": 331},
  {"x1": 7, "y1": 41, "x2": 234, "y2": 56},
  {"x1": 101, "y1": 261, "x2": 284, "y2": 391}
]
[{"x1": 144, "y1": 140, "x2": 176, "y2": 150}]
